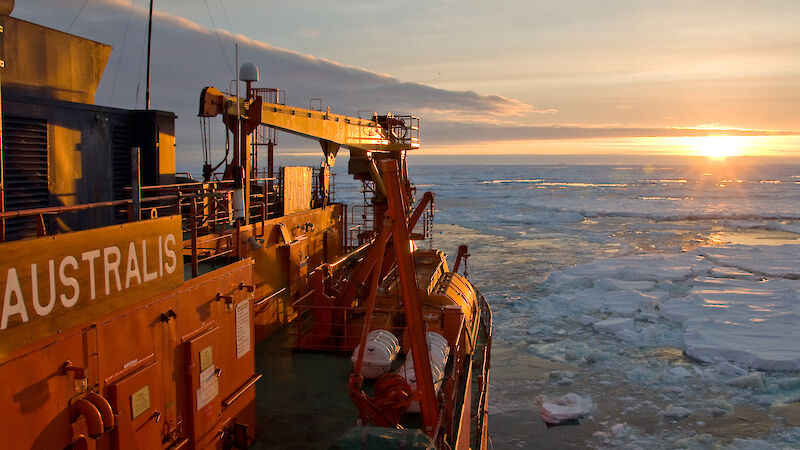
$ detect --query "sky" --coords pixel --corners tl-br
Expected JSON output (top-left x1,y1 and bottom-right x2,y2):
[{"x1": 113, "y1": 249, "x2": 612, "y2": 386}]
[{"x1": 11, "y1": 0, "x2": 800, "y2": 168}]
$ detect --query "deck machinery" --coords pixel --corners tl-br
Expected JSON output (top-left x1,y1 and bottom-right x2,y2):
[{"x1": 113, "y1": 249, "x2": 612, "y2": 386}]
[{"x1": 0, "y1": 10, "x2": 491, "y2": 450}]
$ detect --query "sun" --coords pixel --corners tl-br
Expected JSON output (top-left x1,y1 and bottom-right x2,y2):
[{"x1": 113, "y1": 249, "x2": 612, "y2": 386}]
[{"x1": 686, "y1": 136, "x2": 748, "y2": 159}]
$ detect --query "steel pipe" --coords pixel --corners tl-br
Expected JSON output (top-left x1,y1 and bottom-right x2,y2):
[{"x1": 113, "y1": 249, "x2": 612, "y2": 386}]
[
  {"x1": 86, "y1": 392, "x2": 115, "y2": 433},
  {"x1": 71, "y1": 398, "x2": 104, "y2": 439}
]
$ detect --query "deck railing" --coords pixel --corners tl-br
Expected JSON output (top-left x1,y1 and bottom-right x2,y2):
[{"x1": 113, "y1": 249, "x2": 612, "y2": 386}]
[{"x1": 0, "y1": 167, "x2": 336, "y2": 279}]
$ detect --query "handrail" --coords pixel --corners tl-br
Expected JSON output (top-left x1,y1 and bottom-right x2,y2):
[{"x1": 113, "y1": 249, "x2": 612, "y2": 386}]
[
  {"x1": 475, "y1": 291, "x2": 493, "y2": 445},
  {"x1": 1, "y1": 163, "x2": 334, "y2": 279},
  {"x1": 327, "y1": 240, "x2": 372, "y2": 271},
  {"x1": 253, "y1": 287, "x2": 287, "y2": 309},
  {"x1": 0, "y1": 194, "x2": 177, "y2": 220},
  {"x1": 222, "y1": 374, "x2": 262, "y2": 408},
  {"x1": 444, "y1": 315, "x2": 467, "y2": 442}
]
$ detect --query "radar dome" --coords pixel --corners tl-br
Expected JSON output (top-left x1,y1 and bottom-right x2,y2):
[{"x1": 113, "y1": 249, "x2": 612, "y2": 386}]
[{"x1": 239, "y1": 63, "x2": 259, "y2": 82}]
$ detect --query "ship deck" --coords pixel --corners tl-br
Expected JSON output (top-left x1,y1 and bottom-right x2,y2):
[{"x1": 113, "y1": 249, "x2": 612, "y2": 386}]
[
  {"x1": 249, "y1": 294, "x2": 492, "y2": 449},
  {"x1": 251, "y1": 323, "x2": 358, "y2": 449}
]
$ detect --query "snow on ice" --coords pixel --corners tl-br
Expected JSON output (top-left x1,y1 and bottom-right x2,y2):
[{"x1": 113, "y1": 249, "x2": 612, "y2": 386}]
[
  {"x1": 537, "y1": 392, "x2": 593, "y2": 424},
  {"x1": 539, "y1": 244, "x2": 800, "y2": 371}
]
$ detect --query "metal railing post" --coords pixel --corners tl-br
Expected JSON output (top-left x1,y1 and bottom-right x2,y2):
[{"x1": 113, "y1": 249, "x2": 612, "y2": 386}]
[
  {"x1": 190, "y1": 198, "x2": 198, "y2": 277},
  {"x1": 131, "y1": 147, "x2": 141, "y2": 221}
]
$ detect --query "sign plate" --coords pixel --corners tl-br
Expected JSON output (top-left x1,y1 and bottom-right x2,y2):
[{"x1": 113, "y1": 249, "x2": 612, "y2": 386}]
[
  {"x1": 235, "y1": 299, "x2": 251, "y2": 359},
  {"x1": 199, "y1": 345, "x2": 213, "y2": 372},
  {"x1": 131, "y1": 384, "x2": 151, "y2": 419},
  {"x1": 0, "y1": 216, "x2": 184, "y2": 360},
  {"x1": 196, "y1": 365, "x2": 219, "y2": 410}
]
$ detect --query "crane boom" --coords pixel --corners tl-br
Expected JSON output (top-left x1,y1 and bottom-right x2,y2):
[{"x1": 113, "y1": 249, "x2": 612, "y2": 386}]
[{"x1": 199, "y1": 86, "x2": 419, "y2": 154}]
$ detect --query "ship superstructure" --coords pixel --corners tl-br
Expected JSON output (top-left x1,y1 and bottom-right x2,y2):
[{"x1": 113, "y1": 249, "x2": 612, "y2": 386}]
[{"x1": 0, "y1": 6, "x2": 491, "y2": 449}]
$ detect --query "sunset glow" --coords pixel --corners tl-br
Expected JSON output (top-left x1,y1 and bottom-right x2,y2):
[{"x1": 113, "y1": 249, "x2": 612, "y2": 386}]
[{"x1": 683, "y1": 136, "x2": 751, "y2": 159}]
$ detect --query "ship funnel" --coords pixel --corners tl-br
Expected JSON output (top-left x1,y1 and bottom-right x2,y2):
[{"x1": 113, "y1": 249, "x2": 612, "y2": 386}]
[
  {"x1": 0, "y1": 0, "x2": 14, "y2": 16},
  {"x1": 239, "y1": 62, "x2": 259, "y2": 82}
]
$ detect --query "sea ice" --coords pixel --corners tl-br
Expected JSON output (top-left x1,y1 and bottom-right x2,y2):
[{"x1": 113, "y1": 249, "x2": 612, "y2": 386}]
[
  {"x1": 672, "y1": 433, "x2": 714, "y2": 448},
  {"x1": 660, "y1": 404, "x2": 693, "y2": 418},
  {"x1": 527, "y1": 339, "x2": 591, "y2": 364},
  {"x1": 699, "y1": 245, "x2": 800, "y2": 279},
  {"x1": 598, "y1": 290, "x2": 662, "y2": 315},
  {"x1": 726, "y1": 373, "x2": 765, "y2": 391},
  {"x1": 777, "y1": 377, "x2": 800, "y2": 390},
  {"x1": 662, "y1": 366, "x2": 692, "y2": 380},
  {"x1": 540, "y1": 244, "x2": 800, "y2": 371},
  {"x1": 634, "y1": 312, "x2": 660, "y2": 322},
  {"x1": 545, "y1": 272, "x2": 595, "y2": 289},
  {"x1": 548, "y1": 370, "x2": 575, "y2": 385},
  {"x1": 579, "y1": 315, "x2": 599, "y2": 325},
  {"x1": 593, "y1": 318, "x2": 634, "y2": 338},
  {"x1": 594, "y1": 278, "x2": 656, "y2": 292},
  {"x1": 708, "y1": 266, "x2": 764, "y2": 281},
  {"x1": 610, "y1": 423, "x2": 630, "y2": 437},
  {"x1": 713, "y1": 362, "x2": 748, "y2": 377},
  {"x1": 561, "y1": 253, "x2": 705, "y2": 282},
  {"x1": 538, "y1": 392, "x2": 593, "y2": 424}
]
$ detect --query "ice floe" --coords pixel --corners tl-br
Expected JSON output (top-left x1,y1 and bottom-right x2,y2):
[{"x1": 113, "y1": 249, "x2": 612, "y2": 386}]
[
  {"x1": 534, "y1": 244, "x2": 800, "y2": 371},
  {"x1": 699, "y1": 245, "x2": 800, "y2": 278},
  {"x1": 661, "y1": 404, "x2": 693, "y2": 418},
  {"x1": 537, "y1": 392, "x2": 594, "y2": 424}
]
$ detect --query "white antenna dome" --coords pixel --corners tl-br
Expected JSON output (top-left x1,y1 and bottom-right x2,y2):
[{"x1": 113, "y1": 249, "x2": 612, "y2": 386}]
[{"x1": 239, "y1": 62, "x2": 259, "y2": 82}]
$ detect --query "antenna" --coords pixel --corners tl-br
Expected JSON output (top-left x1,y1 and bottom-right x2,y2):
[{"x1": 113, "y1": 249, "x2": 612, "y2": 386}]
[{"x1": 145, "y1": 0, "x2": 154, "y2": 110}]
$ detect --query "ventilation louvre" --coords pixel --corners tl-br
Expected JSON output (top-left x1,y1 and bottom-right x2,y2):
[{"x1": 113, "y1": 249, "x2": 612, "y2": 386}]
[{"x1": 2, "y1": 115, "x2": 49, "y2": 239}]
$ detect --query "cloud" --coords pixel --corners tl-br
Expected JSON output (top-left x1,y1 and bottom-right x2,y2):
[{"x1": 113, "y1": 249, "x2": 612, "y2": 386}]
[
  {"x1": 13, "y1": 0, "x2": 542, "y2": 168},
  {"x1": 13, "y1": 0, "x2": 799, "y2": 169}
]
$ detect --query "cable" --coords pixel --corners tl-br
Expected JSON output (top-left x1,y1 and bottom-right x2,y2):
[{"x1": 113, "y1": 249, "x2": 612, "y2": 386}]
[
  {"x1": 67, "y1": 0, "x2": 91, "y2": 33},
  {"x1": 218, "y1": 0, "x2": 235, "y2": 35},
  {"x1": 107, "y1": 0, "x2": 137, "y2": 105},
  {"x1": 135, "y1": 6, "x2": 149, "y2": 109},
  {"x1": 203, "y1": 0, "x2": 234, "y2": 76}
]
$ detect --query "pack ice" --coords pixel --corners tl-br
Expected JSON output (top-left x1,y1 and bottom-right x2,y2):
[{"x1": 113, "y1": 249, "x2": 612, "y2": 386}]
[{"x1": 544, "y1": 244, "x2": 800, "y2": 371}]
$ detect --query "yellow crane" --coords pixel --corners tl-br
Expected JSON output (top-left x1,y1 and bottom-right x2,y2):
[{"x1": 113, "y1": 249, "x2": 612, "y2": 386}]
[{"x1": 199, "y1": 82, "x2": 418, "y2": 184}]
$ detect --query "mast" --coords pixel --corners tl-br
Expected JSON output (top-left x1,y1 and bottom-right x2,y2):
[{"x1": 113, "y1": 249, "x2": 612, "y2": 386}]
[
  {"x1": 145, "y1": 0, "x2": 154, "y2": 110},
  {"x1": 0, "y1": 40, "x2": 4, "y2": 243}
]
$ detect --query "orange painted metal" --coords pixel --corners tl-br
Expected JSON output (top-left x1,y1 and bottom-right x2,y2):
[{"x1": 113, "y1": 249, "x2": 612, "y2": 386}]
[
  {"x1": 351, "y1": 234, "x2": 387, "y2": 377},
  {"x1": 71, "y1": 398, "x2": 105, "y2": 439},
  {"x1": 107, "y1": 360, "x2": 165, "y2": 448},
  {"x1": 0, "y1": 216, "x2": 184, "y2": 360},
  {"x1": 86, "y1": 392, "x2": 116, "y2": 433},
  {"x1": 379, "y1": 159, "x2": 439, "y2": 436},
  {"x1": 455, "y1": 365, "x2": 473, "y2": 450},
  {"x1": 0, "y1": 239, "x2": 258, "y2": 449},
  {"x1": 452, "y1": 244, "x2": 470, "y2": 274},
  {"x1": 183, "y1": 326, "x2": 223, "y2": 445},
  {"x1": 408, "y1": 191, "x2": 433, "y2": 230},
  {"x1": 0, "y1": 326, "x2": 96, "y2": 449}
]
